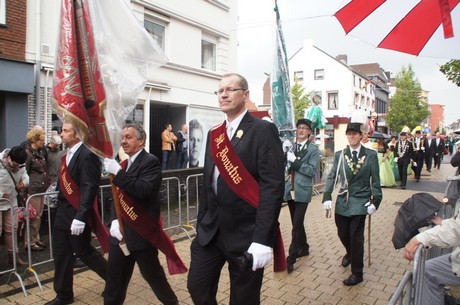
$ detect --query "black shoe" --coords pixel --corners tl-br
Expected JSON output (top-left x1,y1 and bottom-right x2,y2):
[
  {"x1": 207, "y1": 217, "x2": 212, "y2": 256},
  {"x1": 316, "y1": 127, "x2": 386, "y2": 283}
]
[
  {"x1": 297, "y1": 247, "x2": 310, "y2": 258},
  {"x1": 35, "y1": 241, "x2": 47, "y2": 248},
  {"x1": 416, "y1": 179, "x2": 420, "y2": 182},
  {"x1": 44, "y1": 297, "x2": 74, "y2": 305},
  {"x1": 402, "y1": 186, "x2": 406, "y2": 189},
  {"x1": 73, "y1": 258, "x2": 86, "y2": 269},
  {"x1": 27, "y1": 244, "x2": 44, "y2": 251},
  {"x1": 341, "y1": 255, "x2": 350, "y2": 267},
  {"x1": 287, "y1": 262, "x2": 294, "y2": 273},
  {"x1": 343, "y1": 274, "x2": 363, "y2": 286}
]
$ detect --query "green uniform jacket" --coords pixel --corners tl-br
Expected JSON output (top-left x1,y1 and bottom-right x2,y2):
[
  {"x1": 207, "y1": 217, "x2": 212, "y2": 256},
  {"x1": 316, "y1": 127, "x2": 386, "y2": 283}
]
[
  {"x1": 322, "y1": 146, "x2": 382, "y2": 217},
  {"x1": 284, "y1": 142, "x2": 321, "y2": 203}
]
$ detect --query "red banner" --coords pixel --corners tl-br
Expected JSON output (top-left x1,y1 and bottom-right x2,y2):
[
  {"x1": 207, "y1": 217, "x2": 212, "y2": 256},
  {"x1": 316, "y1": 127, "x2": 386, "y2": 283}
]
[{"x1": 52, "y1": 0, "x2": 112, "y2": 157}]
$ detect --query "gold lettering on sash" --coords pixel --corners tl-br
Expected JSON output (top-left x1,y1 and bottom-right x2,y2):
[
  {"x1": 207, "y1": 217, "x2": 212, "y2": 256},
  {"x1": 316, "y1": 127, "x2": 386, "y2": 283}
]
[
  {"x1": 61, "y1": 172, "x2": 73, "y2": 195},
  {"x1": 118, "y1": 193, "x2": 139, "y2": 221},
  {"x1": 215, "y1": 146, "x2": 243, "y2": 184},
  {"x1": 215, "y1": 133, "x2": 225, "y2": 149}
]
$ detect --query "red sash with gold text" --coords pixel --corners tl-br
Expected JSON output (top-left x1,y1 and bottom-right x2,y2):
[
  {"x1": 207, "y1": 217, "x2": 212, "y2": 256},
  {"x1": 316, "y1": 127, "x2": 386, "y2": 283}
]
[
  {"x1": 116, "y1": 160, "x2": 187, "y2": 275},
  {"x1": 59, "y1": 156, "x2": 109, "y2": 252},
  {"x1": 210, "y1": 122, "x2": 286, "y2": 272}
]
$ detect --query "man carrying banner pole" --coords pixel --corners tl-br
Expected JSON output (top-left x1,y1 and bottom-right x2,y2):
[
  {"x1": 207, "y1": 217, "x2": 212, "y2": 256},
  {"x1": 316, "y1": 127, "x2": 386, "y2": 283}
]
[
  {"x1": 103, "y1": 123, "x2": 184, "y2": 305},
  {"x1": 187, "y1": 73, "x2": 286, "y2": 305}
]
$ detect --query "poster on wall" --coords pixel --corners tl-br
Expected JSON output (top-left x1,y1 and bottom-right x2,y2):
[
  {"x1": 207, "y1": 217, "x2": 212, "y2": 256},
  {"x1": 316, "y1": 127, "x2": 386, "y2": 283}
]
[{"x1": 188, "y1": 106, "x2": 225, "y2": 168}]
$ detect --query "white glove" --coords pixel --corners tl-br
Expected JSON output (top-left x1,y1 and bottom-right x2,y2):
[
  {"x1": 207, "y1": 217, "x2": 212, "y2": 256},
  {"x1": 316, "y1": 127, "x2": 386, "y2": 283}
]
[
  {"x1": 282, "y1": 139, "x2": 292, "y2": 153},
  {"x1": 247, "y1": 242, "x2": 272, "y2": 271},
  {"x1": 70, "y1": 219, "x2": 85, "y2": 235},
  {"x1": 413, "y1": 162, "x2": 417, "y2": 167},
  {"x1": 394, "y1": 157, "x2": 399, "y2": 163},
  {"x1": 104, "y1": 158, "x2": 121, "y2": 175},
  {"x1": 286, "y1": 152, "x2": 296, "y2": 163},
  {"x1": 110, "y1": 219, "x2": 123, "y2": 241},
  {"x1": 323, "y1": 200, "x2": 332, "y2": 210},
  {"x1": 421, "y1": 147, "x2": 425, "y2": 151},
  {"x1": 365, "y1": 202, "x2": 377, "y2": 215}
]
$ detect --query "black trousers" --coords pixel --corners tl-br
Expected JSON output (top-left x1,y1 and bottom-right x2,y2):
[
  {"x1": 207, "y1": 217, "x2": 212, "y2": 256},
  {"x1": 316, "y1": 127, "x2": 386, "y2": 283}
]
[
  {"x1": 397, "y1": 157, "x2": 410, "y2": 187},
  {"x1": 104, "y1": 243, "x2": 178, "y2": 305},
  {"x1": 287, "y1": 200, "x2": 309, "y2": 263},
  {"x1": 413, "y1": 152, "x2": 424, "y2": 179},
  {"x1": 334, "y1": 213, "x2": 366, "y2": 276},
  {"x1": 425, "y1": 153, "x2": 433, "y2": 171},
  {"x1": 187, "y1": 236, "x2": 264, "y2": 305},
  {"x1": 52, "y1": 225, "x2": 107, "y2": 301},
  {"x1": 434, "y1": 153, "x2": 443, "y2": 169}
]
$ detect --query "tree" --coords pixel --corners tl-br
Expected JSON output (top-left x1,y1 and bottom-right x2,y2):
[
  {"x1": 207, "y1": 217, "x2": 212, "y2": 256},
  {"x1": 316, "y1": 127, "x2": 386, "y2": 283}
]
[
  {"x1": 386, "y1": 65, "x2": 430, "y2": 133},
  {"x1": 291, "y1": 81, "x2": 310, "y2": 122},
  {"x1": 439, "y1": 59, "x2": 460, "y2": 86}
]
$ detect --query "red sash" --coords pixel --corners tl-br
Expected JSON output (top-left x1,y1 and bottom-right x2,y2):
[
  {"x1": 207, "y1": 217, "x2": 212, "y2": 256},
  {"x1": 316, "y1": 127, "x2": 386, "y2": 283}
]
[
  {"x1": 210, "y1": 122, "x2": 286, "y2": 272},
  {"x1": 59, "y1": 155, "x2": 109, "y2": 253},
  {"x1": 116, "y1": 160, "x2": 187, "y2": 275}
]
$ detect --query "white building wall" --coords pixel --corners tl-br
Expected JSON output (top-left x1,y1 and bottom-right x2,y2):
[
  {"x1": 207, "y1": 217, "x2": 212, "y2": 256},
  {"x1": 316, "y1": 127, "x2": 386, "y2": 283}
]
[{"x1": 24, "y1": 0, "x2": 238, "y2": 142}]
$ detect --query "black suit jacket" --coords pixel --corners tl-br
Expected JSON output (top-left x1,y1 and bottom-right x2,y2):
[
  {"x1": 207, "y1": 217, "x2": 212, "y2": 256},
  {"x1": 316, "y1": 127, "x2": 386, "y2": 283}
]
[
  {"x1": 55, "y1": 143, "x2": 101, "y2": 230},
  {"x1": 111, "y1": 149, "x2": 162, "y2": 251},
  {"x1": 434, "y1": 138, "x2": 445, "y2": 155},
  {"x1": 196, "y1": 112, "x2": 285, "y2": 254}
]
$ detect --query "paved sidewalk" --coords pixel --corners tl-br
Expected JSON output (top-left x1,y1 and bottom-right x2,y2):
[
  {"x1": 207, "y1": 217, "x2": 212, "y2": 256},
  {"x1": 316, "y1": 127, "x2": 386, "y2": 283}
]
[{"x1": 1, "y1": 159, "x2": 456, "y2": 304}]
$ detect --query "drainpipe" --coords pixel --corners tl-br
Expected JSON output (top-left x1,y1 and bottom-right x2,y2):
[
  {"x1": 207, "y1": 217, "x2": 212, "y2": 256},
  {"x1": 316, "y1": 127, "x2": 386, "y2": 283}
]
[
  {"x1": 34, "y1": 0, "x2": 42, "y2": 128},
  {"x1": 143, "y1": 87, "x2": 152, "y2": 152}
]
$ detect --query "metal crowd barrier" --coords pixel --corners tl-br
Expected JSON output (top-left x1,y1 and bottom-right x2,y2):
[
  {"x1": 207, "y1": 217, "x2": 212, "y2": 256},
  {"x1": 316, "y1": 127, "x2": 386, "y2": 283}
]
[
  {"x1": 0, "y1": 198, "x2": 27, "y2": 296},
  {"x1": 3, "y1": 174, "x2": 202, "y2": 296}
]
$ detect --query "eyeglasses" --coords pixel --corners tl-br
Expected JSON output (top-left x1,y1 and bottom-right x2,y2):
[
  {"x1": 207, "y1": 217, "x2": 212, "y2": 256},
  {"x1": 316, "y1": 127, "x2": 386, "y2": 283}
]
[
  {"x1": 11, "y1": 160, "x2": 25, "y2": 168},
  {"x1": 214, "y1": 88, "x2": 246, "y2": 95}
]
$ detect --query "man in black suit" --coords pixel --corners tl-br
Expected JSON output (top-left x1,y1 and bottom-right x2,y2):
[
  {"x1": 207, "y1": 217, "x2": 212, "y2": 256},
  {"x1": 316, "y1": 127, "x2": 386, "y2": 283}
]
[
  {"x1": 46, "y1": 122, "x2": 108, "y2": 305},
  {"x1": 395, "y1": 131, "x2": 414, "y2": 189},
  {"x1": 187, "y1": 73, "x2": 285, "y2": 305},
  {"x1": 433, "y1": 132, "x2": 445, "y2": 169},
  {"x1": 103, "y1": 123, "x2": 179, "y2": 305},
  {"x1": 424, "y1": 132, "x2": 435, "y2": 172},
  {"x1": 411, "y1": 130, "x2": 425, "y2": 182},
  {"x1": 175, "y1": 123, "x2": 189, "y2": 169}
]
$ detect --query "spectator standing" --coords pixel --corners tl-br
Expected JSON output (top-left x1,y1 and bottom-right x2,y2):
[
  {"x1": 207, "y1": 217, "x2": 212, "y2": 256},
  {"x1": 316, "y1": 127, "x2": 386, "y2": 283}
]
[
  {"x1": 161, "y1": 123, "x2": 177, "y2": 170},
  {"x1": 46, "y1": 134, "x2": 64, "y2": 186},
  {"x1": 24, "y1": 127, "x2": 49, "y2": 251},
  {"x1": 0, "y1": 147, "x2": 29, "y2": 266},
  {"x1": 284, "y1": 118, "x2": 320, "y2": 273},
  {"x1": 322, "y1": 122, "x2": 382, "y2": 286},
  {"x1": 175, "y1": 123, "x2": 189, "y2": 169}
]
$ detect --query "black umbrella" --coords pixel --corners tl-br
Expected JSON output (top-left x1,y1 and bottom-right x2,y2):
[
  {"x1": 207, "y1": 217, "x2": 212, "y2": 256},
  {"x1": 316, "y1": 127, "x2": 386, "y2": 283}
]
[
  {"x1": 392, "y1": 193, "x2": 450, "y2": 249},
  {"x1": 370, "y1": 132, "x2": 390, "y2": 139}
]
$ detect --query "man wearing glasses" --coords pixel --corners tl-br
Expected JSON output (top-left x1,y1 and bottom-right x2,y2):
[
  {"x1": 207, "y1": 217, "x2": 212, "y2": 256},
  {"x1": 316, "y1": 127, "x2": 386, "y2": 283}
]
[
  {"x1": 284, "y1": 119, "x2": 320, "y2": 273},
  {"x1": 187, "y1": 73, "x2": 285, "y2": 305}
]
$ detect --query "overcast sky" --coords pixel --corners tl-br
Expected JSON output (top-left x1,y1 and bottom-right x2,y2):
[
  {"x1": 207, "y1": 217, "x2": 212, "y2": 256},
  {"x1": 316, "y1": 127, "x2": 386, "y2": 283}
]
[{"x1": 237, "y1": 0, "x2": 460, "y2": 125}]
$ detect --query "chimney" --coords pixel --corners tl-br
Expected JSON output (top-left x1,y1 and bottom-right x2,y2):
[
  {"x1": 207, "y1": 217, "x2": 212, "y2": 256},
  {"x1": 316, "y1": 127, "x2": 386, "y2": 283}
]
[{"x1": 336, "y1": 54, "x2": 348, "y2": 64}]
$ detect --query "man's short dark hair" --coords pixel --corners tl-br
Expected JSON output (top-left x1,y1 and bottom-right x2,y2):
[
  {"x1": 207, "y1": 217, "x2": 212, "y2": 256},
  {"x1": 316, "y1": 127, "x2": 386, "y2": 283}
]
[{"x1": 9, "y1": 146, "x2": 27, "y2": 164}]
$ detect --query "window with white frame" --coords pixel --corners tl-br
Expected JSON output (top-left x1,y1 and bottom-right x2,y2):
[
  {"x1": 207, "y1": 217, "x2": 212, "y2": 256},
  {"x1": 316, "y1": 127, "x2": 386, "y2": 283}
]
[
  {"x1": 201, "y1": 37, "x2": 216, "y2": 71},
  {"x1": 327, "y1": 91, "x2": 338, "y2": 110},
  {"x1": 294, "y1": 71, "x2": 304, "y2": 82},
  {"x1": 0, "y1": 0, "x2": 5, "y2": 25},
  {"x1": 144, "y1": 15, "x2": 167, "y2": 51},
  {"x1": 314, "y1": 69, "x2": 324, "y2": 80}
]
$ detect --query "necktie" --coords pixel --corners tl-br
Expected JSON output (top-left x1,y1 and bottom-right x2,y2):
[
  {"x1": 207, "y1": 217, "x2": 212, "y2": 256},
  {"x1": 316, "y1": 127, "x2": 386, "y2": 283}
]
[
  {"x1": 352, "y1": 150, "x2": 358, "y2": 164},
  {"x1": 66, "y1": 150, "x2": 72, "y2": 166},
  {"x1": 297, "y1": 144, "x2": 301, "y2": 152},
  {"x1": 126, "y1": 158, "x2": 132, "y2": 171},
  {"x1": 227, "y1": 124, "x2": 233, "y2": 139}
]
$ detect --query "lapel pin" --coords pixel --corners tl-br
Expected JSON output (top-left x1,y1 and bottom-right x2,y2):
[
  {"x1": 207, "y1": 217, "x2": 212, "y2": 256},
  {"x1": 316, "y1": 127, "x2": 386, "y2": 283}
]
[{"x1": 236, "y1": 130, "x2": 243, "y2": 138}]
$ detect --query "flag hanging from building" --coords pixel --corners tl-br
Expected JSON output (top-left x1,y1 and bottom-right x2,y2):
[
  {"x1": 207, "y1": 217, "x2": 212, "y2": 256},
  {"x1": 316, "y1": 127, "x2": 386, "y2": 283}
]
[{"x1": 271, "y1": 1, "x2": 295, "y2": 137}]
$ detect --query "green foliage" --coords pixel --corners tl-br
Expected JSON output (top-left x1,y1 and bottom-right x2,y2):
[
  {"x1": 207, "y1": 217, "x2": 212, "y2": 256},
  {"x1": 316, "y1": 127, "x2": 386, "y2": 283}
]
[
  {"x1": 291, "y1": 82, "x2": 310, "y2": 122},
  {"x1": 386, "y1": 65, "x2": 430, "y2": 132},
  {"x1": 440, "y1": 60, "x2": 460, "y2": 86}
]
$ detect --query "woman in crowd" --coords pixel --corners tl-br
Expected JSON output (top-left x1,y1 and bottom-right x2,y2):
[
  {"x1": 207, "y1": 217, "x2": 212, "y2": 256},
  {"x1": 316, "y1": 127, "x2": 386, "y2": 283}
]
[
  {"x1": 377, "y1": 138, "x2": 396, "y2": 187},
  {"x1": 24, "y1": 127, "x2": 49, "y2": 251},
  {"x1": 388, "y1": 136, "x2": 399, "y2": 181}
]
